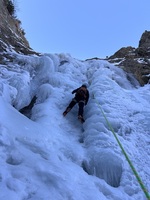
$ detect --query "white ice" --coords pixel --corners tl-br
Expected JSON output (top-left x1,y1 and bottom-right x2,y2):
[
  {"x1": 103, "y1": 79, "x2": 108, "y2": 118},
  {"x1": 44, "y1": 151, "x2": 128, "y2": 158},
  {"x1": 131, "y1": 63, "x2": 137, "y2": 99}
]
[{"x1": 0, "y1": 52, "x2": 149, "y2": 200}]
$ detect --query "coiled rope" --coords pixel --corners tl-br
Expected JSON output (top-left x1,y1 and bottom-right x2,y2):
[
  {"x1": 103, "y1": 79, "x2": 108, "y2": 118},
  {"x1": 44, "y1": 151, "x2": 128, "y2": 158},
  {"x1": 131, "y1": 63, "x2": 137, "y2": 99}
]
[{"x1": 94, "y1": 96, "x2": 150, "y2": 200}]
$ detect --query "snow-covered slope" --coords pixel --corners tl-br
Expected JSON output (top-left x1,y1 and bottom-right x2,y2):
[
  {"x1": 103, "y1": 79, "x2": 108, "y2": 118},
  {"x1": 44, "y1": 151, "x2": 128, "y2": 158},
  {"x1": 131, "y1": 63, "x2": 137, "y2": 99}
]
[{"x1": 0, "y1": 52, "x2": 150, "y2": 200}]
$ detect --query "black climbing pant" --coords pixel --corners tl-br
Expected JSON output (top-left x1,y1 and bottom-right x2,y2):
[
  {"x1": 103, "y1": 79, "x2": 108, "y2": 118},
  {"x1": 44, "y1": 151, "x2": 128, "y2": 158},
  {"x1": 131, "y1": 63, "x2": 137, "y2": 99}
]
[{"x1": 66, "y1": 99, "x2": 85, "y2": 117}]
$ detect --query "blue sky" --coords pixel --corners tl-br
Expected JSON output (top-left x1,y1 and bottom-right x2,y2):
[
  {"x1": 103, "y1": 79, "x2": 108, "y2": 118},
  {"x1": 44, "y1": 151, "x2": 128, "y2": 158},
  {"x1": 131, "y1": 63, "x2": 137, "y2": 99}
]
[{"x1": 17, "y1": 0, "x2": 150, "y2": 60}]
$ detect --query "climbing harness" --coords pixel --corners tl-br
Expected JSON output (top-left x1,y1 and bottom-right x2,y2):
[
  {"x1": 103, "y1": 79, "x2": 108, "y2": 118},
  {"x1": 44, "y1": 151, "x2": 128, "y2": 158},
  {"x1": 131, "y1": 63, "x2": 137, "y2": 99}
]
[{"x1": 94, "y1": 95, "x2": 150, "y2": 200}]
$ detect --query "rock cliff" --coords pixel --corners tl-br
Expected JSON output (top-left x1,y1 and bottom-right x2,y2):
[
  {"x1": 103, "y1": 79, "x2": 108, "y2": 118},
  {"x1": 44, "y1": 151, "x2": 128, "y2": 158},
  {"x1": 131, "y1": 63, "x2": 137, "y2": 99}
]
[
  {"x1": 108, "y1": 31, "x2": 150, "y2": 85},
  {"x1": 0, "y1": 0, "x2": 38, "y2": 62}
]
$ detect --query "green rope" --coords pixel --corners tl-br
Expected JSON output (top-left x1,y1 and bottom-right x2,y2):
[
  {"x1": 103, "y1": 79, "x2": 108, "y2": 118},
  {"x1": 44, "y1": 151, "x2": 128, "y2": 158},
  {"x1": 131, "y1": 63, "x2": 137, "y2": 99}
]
[{"x1": 94, "y1": 96, "x2": 150, "y2": 200}]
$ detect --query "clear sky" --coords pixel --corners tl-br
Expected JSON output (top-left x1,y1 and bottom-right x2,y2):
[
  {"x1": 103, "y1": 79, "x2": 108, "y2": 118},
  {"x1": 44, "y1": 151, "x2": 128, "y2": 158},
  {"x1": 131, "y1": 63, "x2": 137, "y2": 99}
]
[{"x1": 17, "y1": 0, "x2": 150, "y2": 60}]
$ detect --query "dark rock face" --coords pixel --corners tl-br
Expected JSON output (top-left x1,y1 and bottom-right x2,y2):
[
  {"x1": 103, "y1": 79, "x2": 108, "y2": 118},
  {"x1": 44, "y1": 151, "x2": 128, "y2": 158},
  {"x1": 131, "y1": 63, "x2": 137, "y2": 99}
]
[
  {"x1": 139, "y1": 30, "x2": 150, "y2": 49},
  {"x1": 108, "y1": 31, "x2": 150, "y2": 86},
  {"x1": 108, "y1": 46, "x2": 137, "y2": 59}
]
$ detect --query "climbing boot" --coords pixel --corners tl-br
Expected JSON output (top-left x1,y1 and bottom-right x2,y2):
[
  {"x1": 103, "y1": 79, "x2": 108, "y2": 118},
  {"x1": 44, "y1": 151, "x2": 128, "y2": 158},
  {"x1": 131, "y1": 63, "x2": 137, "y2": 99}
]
[
  {"x1": 78, "y1": 115, "x2": 85, "y2": 123},
  {"x1": 63, "y1": 108, "x2": 71, "y2": 116},
  {"x1": 63, "y1": 111, "x2": 68, "y2": 116}
]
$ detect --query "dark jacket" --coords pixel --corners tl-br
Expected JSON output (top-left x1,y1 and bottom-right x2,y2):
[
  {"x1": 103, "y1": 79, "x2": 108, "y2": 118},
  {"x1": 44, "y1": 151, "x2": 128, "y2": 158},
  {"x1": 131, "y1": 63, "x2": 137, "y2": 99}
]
[{"x1": 72, "y1": 86, "x2": 89, "y2": 105}]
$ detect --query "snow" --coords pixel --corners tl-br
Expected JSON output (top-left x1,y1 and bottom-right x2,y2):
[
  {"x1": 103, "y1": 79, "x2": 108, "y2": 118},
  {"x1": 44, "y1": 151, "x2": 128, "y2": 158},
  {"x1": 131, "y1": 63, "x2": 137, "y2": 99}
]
[{"x1": 0, "y1": 52, "x2": 150, "y2": 200}]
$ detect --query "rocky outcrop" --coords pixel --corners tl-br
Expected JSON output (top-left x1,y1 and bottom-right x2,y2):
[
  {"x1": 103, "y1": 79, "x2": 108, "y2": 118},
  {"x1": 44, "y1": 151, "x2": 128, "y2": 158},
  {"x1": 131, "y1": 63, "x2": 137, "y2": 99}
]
[
  {"x1": 108, "y1": 31, "x2": 150, "y2": 85},
  {"x1": 108, "y1": 46, "x2": 137, "y2": 59},
  {"x1": 0, "y1": 0, "x2": 38, "y2": 59},
  {"x1": 139, "y1": 30, "x2": 150, "y2": 49}
]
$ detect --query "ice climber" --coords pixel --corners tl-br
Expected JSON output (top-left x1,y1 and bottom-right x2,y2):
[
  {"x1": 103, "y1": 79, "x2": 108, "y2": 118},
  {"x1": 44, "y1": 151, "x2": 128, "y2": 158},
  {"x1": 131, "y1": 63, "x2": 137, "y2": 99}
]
[{"x1": 63, "y1": 84, "x2": 89, "y2": 123}]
